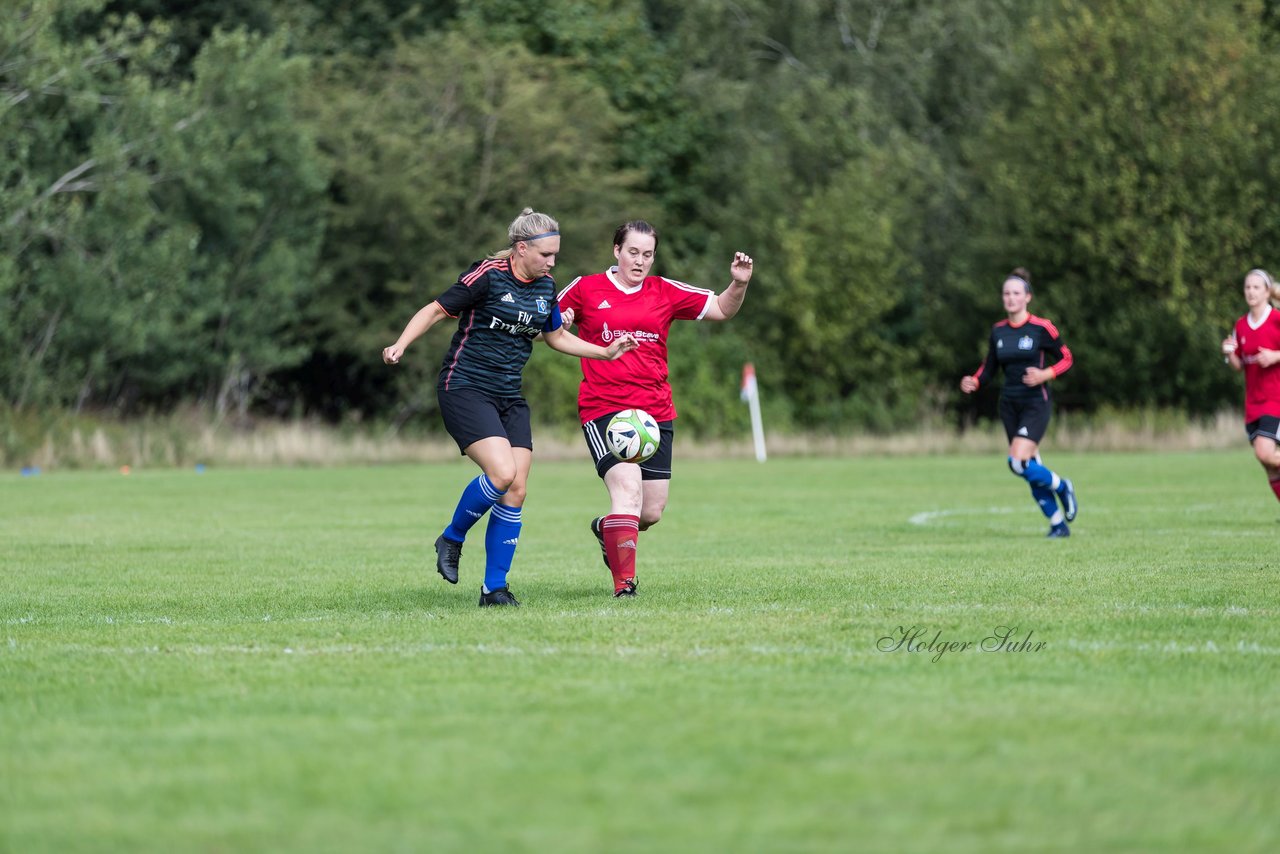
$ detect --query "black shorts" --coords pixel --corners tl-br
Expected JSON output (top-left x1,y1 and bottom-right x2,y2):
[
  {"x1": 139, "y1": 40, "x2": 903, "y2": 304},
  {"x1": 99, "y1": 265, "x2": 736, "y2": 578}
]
[
  {"x1": 999, "y1": 395, "x2": 1051, "y2": 444},
  {"x1": 1246, "y1": 415, "x2": 1280, "y2": 443},
  {"x1": 437, "y1": 386, "x2": 532, "y2": 454},
  {"x1": 582, "y1": 412, "x2": 674, "y2": 480}
]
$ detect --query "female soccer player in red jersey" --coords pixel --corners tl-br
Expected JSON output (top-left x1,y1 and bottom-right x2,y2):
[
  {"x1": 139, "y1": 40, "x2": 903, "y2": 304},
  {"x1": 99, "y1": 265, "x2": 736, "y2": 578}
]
[
  {"x1": 558, "y1": 221, "x2": 754, "y2": 596},
  {"x1": 382, "y1": 208, "x2": 636, "y2": 607},
  {"x1": 1221, "y1": 268, "x2": 1280, "y2": 504},
  {"x1": 960, "y1": 268, "x2": 1079, "y2": 537}
]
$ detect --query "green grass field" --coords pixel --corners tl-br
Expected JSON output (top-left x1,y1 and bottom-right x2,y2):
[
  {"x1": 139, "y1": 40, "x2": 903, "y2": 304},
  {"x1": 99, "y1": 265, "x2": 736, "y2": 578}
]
[{"x1": 3, "y1": 451, "x2": 1278, "y2": 853}]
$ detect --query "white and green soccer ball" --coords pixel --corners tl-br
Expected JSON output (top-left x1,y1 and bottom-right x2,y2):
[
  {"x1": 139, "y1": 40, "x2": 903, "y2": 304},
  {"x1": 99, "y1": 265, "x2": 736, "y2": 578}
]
[{"x1": 606, "y1": 409, "x2": 661, "y2": 464}]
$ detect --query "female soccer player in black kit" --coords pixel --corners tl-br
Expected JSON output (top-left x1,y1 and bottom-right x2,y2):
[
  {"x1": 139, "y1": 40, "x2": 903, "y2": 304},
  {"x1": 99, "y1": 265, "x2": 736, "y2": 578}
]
[
  {"x1": 382, "y1": 208, "x2": 637, "y2": 606},
  {"x1": 960, "y1": 268, "x2": 1079, "y2": 537}
]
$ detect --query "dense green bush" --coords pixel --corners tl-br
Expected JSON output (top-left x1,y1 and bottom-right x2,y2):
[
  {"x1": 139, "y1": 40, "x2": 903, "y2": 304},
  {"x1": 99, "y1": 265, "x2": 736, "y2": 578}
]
[{"x1": 4, "y1": 0, "x2": 1278, "y2": 435}]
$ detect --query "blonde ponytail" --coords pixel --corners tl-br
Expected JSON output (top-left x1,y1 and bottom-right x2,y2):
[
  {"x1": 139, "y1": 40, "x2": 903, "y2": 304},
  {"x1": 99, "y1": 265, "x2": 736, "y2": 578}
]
[{"x1": 491, "y1": 208, "x2": 560, "y2": 259}]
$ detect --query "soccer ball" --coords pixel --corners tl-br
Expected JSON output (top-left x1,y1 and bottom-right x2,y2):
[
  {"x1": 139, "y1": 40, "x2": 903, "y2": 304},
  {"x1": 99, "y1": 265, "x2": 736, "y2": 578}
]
[{"x1": 606, "y1": 409, "x2": 661, "y2": 464}]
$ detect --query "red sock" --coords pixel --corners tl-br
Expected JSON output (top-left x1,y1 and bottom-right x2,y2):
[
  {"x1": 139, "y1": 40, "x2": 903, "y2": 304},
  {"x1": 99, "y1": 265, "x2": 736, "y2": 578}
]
[
  {"x1": 1270, "y1": 477, "x2": 1280, "y2": 503},
  {"x1": 602, "y1": 514, "x2": 640, "y2": 591}
]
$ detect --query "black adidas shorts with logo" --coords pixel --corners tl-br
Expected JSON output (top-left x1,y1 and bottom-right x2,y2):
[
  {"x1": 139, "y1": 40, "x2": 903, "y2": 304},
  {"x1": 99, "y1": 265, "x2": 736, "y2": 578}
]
[
  {"x1": 1246, "y1": 415, "x2": 1280, "y2": 443},
  {"x1": 999, "y1": 395, "x2": 1051, "y2": 444},
  {"x1": 437, "y1": 386, "x2": 532, "y2": 454}
]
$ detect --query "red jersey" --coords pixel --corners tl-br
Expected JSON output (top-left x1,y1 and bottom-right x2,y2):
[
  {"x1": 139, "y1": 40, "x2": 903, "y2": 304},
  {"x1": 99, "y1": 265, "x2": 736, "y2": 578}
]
[
  {"x1": 1234, "y1": 306, "x2": 1280, "y2": 422},
  {"x1": 557, "y1": 267, "x2": 714, "y2": 422}
]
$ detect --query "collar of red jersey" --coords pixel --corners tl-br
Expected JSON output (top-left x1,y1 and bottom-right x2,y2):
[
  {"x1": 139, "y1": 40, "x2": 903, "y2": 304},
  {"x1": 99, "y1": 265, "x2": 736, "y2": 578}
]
[{"x1": 605, "y1": 265, "x2": 645, "y2": 295}]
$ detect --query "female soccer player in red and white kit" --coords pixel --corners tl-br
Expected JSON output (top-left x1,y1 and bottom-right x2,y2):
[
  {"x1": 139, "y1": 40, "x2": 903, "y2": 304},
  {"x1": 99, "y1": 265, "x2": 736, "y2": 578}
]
[
  {"x1": 1222, "y1": 268, "x2": 1280, "y2": 504},
  {"x1": 558, "y1": 221, "x2": 754, "y2": 596}
]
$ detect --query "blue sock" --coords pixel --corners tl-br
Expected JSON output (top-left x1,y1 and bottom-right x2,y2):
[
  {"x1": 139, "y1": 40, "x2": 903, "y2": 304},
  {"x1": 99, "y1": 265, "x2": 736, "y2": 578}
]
[
  {"x1": 1010, "y1": 457, "x2": 1065, "y2": 525},
  {"x1": 443, "y1": 475, "x2": 505, "y2": 543},
  {"x1": 1029, "y1": 483, "x2": 1064, "y2": 523},
  {"x1": 1023, "y1": 458, "x2": 1062, "y2": 492},
  {"x1": 482, "y1": 504, "x2": 522, "y2": 592}
]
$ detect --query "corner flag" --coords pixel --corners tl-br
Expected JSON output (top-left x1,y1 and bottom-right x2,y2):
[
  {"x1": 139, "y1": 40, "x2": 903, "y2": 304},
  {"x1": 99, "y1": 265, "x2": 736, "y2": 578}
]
[{"x1": 741, "y1": 363, "x2": 767, "y2": 462}]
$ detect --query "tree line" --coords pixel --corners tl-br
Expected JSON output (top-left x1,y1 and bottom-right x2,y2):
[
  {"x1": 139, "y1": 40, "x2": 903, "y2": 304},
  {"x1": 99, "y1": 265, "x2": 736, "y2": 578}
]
[{"x1": 4, "y1": 0, "x2": 1279, "y2": 435}]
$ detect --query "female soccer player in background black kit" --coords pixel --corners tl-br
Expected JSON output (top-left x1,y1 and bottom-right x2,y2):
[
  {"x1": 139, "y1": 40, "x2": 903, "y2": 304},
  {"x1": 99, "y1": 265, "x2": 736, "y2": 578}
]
[
  {"x1": 960, "y1": 268, "x2": 1079, "y2": 537},
  {"x1": 382, "y1": 208, "x2": 637, "y2": 606}
]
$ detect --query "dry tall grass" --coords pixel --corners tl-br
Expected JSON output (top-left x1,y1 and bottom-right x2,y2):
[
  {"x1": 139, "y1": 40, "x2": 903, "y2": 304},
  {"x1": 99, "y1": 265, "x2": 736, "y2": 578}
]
[{"x1": 2, "y1": 409, "x2": 1248, "y2": 471}]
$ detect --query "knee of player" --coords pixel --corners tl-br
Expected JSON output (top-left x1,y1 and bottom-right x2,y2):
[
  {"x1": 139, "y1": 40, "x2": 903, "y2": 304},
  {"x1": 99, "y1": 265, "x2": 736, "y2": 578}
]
[
  {"x1": 486, "y1": 466, "x2": 518, "y2": 492},
  {"x1": 640, "y1": 505, "x2": 665, "y2": 529},
  {"x1": 502, "y1": 480, "x2": 527, "y2": 506},
  {"x1": 1007, "y1": 456, "x2": 1028, "y2": 478}
]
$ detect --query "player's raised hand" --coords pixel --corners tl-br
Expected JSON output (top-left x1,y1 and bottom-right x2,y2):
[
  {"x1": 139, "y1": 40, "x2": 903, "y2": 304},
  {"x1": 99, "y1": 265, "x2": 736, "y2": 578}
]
[
  {"x1": 959, "y1": 375, "x2": 978, "y2": 394},
  {"x1": 561, "y1": 307, "x2": 576, "y2": 328},
  {"x1": 730, "y1": 252, "x2": 754, "y2": 286},
  {"x1": 382, "y1": 344, "x2": 404, "y2": 365},
  {"x1": 1221, "y1": 334, "x2": 1238, "y2": 356}
]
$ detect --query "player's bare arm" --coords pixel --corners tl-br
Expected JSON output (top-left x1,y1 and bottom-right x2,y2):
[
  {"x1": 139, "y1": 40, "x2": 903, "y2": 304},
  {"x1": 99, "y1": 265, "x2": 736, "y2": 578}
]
[
  {"x1": 543, "y1": 326, "x2": 638, "y2": 360},
  {"x1": 383, "y1": 301, "x2": 449, "y2": 364},
  {"x1": 705, "y1": 252, "x2": 754, "y2": 321}
]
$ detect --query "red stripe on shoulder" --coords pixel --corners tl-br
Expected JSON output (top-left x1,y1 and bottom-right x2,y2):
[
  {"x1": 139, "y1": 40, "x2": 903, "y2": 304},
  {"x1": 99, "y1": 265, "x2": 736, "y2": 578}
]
[
  {"x1": 1028, "y1": 315, "x2": 1060, "y2": 338},
  {"x1": 994, "y1": 319, "x2": 1010, "y2": 328},
  {"x1": 462, "y1": 258, "x2": 506, "y2": 287}
]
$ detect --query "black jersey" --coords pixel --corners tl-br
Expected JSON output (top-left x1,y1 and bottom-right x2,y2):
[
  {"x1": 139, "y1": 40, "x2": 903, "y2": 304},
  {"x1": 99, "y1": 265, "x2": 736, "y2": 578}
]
[
  {"x1": 434, "y1": 258, "x2": 561, "y2": 397},
  {"x1": 970, "y1": 314, "x2": 1073, "y2": 402}
]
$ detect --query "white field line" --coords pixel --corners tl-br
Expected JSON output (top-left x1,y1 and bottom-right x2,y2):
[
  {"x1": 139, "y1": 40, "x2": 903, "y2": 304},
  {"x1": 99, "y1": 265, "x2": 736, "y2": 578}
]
[
  {"x1": 908, "y1": 506, "x2": 1253, "y2": 529},
  {"x1": 8, "y1": 638, "x2": 1280, "y2": 657},
  {"x1": 1107, "y1": 603, "x2": 1264, "y2": 617},
  {"x1": 1058, "y1": 639, "x2": 1280, "y2": 655},
  {"x1": 3, "y1": 605, "x2": 815, "y2": 627},
  {"x1": 908, "y1": 507, "x2": 1020, "y2": 525},
  {"x1": 884, "y1": 602, "x2": 1270, "y2": 617}
]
